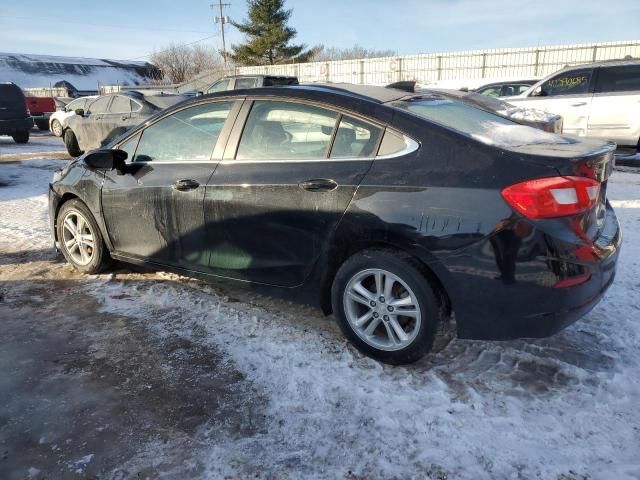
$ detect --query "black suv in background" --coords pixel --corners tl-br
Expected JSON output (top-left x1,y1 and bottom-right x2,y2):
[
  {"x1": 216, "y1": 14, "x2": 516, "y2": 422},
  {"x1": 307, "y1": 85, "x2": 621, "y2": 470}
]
[{"x1": 0, "y1": 82, "x2": 34, "y2": 144}]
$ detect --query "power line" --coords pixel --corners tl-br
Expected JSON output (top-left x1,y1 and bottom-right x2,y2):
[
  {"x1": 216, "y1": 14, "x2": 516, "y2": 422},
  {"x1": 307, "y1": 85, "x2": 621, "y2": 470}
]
[{"x1": 0, "y1": 14, "x2": 211, "y2": 34}]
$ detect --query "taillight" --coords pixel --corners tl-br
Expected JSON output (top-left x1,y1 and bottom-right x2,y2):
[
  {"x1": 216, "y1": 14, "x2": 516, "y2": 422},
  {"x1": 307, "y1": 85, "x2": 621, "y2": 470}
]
[{"x1": 501, "y1": 176, "x2": 600, "y2": 219}]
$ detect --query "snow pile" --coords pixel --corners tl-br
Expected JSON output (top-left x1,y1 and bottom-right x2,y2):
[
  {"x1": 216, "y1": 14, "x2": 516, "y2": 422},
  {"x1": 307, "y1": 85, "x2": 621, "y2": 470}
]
[{"x1": 0, "y1": 52, "x2": 158, "y2": 91}]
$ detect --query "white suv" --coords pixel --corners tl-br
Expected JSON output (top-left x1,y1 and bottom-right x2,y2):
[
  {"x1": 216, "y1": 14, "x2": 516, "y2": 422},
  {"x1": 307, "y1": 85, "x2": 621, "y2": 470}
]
[{"x1": 508, "y1": 60, "x2": 640, "y2": 148}]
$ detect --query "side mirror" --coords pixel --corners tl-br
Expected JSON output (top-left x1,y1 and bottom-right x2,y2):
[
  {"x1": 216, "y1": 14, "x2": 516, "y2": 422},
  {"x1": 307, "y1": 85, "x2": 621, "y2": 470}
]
[
  {"x1": 84, "y1": 149, "x2": 128, "y2": 174},
  {"x1": 74, "y1": 108, "x2": 85, "y2": 116}
]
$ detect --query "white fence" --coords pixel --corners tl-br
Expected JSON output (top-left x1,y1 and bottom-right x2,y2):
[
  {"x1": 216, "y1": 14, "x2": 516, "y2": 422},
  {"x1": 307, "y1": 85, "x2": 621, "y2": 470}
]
[{"x1": 233, "y1": 40, "x2": 640, "y2": 88}]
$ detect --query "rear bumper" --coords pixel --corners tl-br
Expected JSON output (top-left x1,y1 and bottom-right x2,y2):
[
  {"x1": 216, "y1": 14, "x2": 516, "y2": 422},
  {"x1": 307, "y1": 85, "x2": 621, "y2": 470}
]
[
  {"x1": 0, "y1": 117, "x2": 34, "y2": 134},
  {"x1": 442, "y1": 203, "x2": 621, "y2": 340}
]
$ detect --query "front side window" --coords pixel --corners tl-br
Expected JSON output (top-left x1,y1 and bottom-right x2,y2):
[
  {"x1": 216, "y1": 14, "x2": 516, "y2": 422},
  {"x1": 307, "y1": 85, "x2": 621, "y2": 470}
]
[
  {"x1": 118, "y1": 132, "x2": 141, "y2": 161},
  {"x1": 330, "y1": 116, "x2": 382, "y2": 158},
  {"x1": 236, "y1": 100, "x2": 338, "y2": 160},
  {"x1": 234, "y1": 78, "x2": 257, "y2": 89},
  {"x1": 66, "y1": 98, "x2": 86, "y2": 112},
  {"x1": 477, "y1": 86, "x2": 502, "y2": 97},
  {"x1": 595, "y1": 65, "x2": 640, "y2": 93},
  {"x1": 87, "y1": 96, "x2": 110, "y2": 114},
  {"x1": 109, "y1": 96, "x2": 131, "y2": 114},
  {"x1": 133, "y1": 101, "x2": 234, "y2": 162},
  {"x1": 207, "y1": 79, "x2": 230, "y2": 93},
  {"x1": 540, "y1": 69, "x2": 592, "y2": 96}
]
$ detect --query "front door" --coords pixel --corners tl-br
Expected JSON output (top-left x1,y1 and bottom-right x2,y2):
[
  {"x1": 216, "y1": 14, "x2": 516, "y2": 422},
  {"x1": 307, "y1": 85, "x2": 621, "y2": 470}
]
[
  {"x1": 204, "y1": 99, "x2": 383, "y2": 287},
  {"x1": 74, "y1": 95, "x2": 112, "y2": 152},
  {"x1": 101, "y1": 100, "x2": 239, "y2": 270}
]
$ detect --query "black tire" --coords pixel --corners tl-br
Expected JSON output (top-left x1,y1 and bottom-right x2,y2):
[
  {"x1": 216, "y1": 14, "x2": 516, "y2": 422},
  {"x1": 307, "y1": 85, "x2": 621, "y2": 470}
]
[
  {"x1": 35, "y1": 119, "x2": 49, "y2": 131},
  {"x1": 51, "y1": 119, "x2": 63, "y2": 137},
  {"x1": 331, "y1": 249, "x2": 442, "y2": 365},
  {"x1": 57, "y1": 199, "x2": 112, "y2": 274},
  {"x1": 12, "y1": 130, "x2": 29, "y2": 144},
  {"x1": 64, "y1": 129, "x2": 83, "y2": 157}
]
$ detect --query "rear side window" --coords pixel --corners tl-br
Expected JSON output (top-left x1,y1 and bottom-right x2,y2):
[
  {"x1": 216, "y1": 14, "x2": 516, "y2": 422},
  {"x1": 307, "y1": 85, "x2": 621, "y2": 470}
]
[
  {"x1": 540, "y1": 69, "x2": 592, "y2": 96},
  {"x1": 207, "y1": 79, "x2": 230, "y2": 93},
  {"x1": 330, "y1": 116, "x2": 382, "y2": 158},
  {"x1": 133, "y1": 101, "x2": 234, "y2": 162},
  {"x1": 477, "y1": 86, "x2": 502, "y2": 97},
  {"x1": 88, "y1": 96, "x2": 110, "y2": 114},
  {"x1": 234, "y1": 78, "x2": 257, "y2": 89},
  {"x1": 236, "y1": 100, "x2": 338, "y2": 160},
  {"x1": 109, "y1": 96, "x2": 131, "y2": 113},
  {"x1": 595, "y1": 65, "x2": 640, "y2": 93},
  {"x1": 263, "y1": 77, "x2": 299, "y2": 86},
  {"x1": 130, "y1": 100, "x2": 142, "y2": 112}
]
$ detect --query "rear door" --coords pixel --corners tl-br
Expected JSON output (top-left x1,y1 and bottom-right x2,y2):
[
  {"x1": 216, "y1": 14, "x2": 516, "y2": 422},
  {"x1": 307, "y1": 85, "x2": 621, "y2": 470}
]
[
  {"x1": 101, "y1": 100, "x2": 240, "y2": 270},
  {"x1": 588, "y1": 64, "x2": 640, "y2": 146},
  {"x1": 75, "y1": 95, "x2": 112, "y2": 151},
  {"x1": 511, "y1": 68, "x2": 595, "y2": 137},
  {"x1": 203, "y1": 99, "x2": 383, "y2": 287}
]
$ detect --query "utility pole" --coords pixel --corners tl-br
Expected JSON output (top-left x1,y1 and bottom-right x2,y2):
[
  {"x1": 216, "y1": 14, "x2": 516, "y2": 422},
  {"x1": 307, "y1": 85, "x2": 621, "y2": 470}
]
[{"x1": 211, "y1": 1, "x2": 231, "y2": 67}]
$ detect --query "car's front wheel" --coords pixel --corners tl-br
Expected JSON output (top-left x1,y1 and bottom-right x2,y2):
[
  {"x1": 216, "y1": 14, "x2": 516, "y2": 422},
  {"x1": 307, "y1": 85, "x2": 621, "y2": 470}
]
[
  {"x1": 57, "y1": 199, "x2": 111, "y2": 274},
  {"x1": 331, "y1": 249, "x2": 442, "y2": 364},
  {"x1": 51, "y1": 119, "x2": 63, "y2": 137}
]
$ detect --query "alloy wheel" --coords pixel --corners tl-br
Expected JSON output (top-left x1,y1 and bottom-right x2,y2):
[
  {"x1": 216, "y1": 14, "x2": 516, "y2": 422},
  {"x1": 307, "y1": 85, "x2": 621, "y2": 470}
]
[
  {"x1": 61, "y1": 211, "x2": 95, "y2": 266},
  {"x1": 343, "y1": 268, "x2": 422, "y2": 351}
]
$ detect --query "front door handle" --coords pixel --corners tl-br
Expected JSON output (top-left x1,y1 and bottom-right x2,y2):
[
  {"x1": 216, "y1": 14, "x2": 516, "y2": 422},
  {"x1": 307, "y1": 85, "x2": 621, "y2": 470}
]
[
  {"x1": 571, "y1": 102, "x2": 587, "y2": 107},
  {"x1": 121, "y1": 115, "x2": 128, "y2": 121},
  {"x1": 299, "y1": 178, "x2": 338, "y2": 192},
  {"x1": 172, "y1": 179, "x2": 200, "y2": 191}
]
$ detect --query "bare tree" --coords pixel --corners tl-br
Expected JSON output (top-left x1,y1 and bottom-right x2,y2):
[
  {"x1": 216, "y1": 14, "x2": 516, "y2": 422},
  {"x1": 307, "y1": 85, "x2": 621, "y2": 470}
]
[
  {"x1": 311, "y1": 45, "x2": 396, "y2": 62},
  {"x1": 150, "y1": 44, "x2": 223, "y2": 84}
]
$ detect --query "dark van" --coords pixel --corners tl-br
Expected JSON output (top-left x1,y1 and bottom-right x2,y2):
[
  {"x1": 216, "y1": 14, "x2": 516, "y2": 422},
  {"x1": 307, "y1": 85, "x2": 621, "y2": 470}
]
[{"x1": 0, "y1": 83, "x2": 34, "y2": 144}]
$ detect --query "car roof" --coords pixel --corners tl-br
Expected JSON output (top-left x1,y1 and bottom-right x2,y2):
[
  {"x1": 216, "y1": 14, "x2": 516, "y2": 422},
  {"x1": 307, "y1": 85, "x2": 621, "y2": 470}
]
[
  {"x1": 557, "y1": 58, "x2": 640, "y2": 72},
  {"x1": 477, "y1": 80, "x2": 537, "y2": 88}
]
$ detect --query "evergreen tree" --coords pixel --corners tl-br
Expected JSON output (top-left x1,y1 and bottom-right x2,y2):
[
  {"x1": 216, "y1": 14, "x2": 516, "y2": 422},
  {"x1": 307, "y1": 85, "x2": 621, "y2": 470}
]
[{"x1": 230, "y1": 0, "x2": 315, "y2": 66}]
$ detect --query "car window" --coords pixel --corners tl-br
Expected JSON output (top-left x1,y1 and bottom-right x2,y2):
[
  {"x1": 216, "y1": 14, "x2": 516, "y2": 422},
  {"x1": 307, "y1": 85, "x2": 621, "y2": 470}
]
[
  {"x1": 595, "y1": 65, "x2": 640, "y2": 93},
  {"x1": 109, "y1": 96, "x2": 132, "y2": 114},
  {"x1": 66, "y1": 98, "x2": 85, "y2": 112},
  {"x1": 540, "y1": 69, "x2": 592, "y2": 96},
  {"x1": 118, "y1": 132, "x2": 141, "y2": 161},
  {"x1": 514, "y1": 84, "x2": 532, "y2": 95},
  {"x1": 130, "y1": 99, "x2": 142, "y2": 112},
  {"x1": 330, "y1": 115, "x2": 382, "y2": 158},
  {"x1": 236, "y1": 100, "x2": 338, "y2": 161},
  {"x1": 87, "y1": 96, "x2": 110, "y2": 114},
  {"x1": 207, "y1": 79, "x2": 230, "y2": 93},
  {"x1": 234, "y1": 78, "x2": 257, "y2": 89},
  {"x1": 133, "y1": 101, "x2": 234, "y2": 162},
  {"x1": 477, "y1": 86, "x2": 503, "y2": 97}
]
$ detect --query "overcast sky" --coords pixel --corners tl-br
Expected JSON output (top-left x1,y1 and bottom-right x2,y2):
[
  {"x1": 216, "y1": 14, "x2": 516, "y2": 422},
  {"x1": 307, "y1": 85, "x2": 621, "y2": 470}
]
[{"x1": 1, "y1": 0, "x2": 639, "y2": 60}]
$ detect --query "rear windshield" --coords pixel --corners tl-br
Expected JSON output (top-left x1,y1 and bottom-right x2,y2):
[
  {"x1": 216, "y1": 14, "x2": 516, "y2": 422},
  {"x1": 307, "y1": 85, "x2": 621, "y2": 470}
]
[
  {"x1": 264, "y1": 77, "x2": 299, "y2": 87},
  {"x1": 143, "y1": 94, "x2": 188, "y2": 110},
  {"x1": 0, "y1": 84, "x2": 23, "y2": 101},
  {"x1": 395, "y1": 96, "x2": 570, "y2": 147}
]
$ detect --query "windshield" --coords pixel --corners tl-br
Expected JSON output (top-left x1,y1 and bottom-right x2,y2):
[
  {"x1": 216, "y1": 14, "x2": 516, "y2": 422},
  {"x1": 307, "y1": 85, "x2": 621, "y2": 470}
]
[
  {"x1": 143, "y1": 94, "x2": 188, "y2": 110},
  {"x1": 395, "y1": 96, "x2": 570, "y2": 148}
]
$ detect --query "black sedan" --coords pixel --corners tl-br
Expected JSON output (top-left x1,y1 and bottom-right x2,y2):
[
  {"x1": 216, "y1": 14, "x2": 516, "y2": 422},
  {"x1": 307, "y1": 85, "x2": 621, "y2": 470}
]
[
  {"x1": 49, "y1": 84, "x2": 621, "y2": 364},
  {"x1": 63, "y1": 90, "x2": 187, "y2": 157}
]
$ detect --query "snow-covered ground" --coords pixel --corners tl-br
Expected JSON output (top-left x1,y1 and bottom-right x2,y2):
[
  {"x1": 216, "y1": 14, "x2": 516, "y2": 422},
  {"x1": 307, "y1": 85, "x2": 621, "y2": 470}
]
[{"x1": 1, "y1": 146, "x2": 639, "y2": 479}]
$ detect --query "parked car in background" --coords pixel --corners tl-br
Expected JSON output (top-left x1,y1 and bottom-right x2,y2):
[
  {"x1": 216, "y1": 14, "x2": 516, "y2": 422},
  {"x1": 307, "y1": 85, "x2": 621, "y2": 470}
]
[
  {"x1": 205, "y1": 75, "x2": 299, "y2": 94},
  {"x1": 508, "y1": 59, "x2": 640, "y2": 147},
  {"x1": 63, "y1": 91, "x2": 186, "y2": 157},
  {"x1": 24, "y1": 94, "x2": 56, "y2": 130},
  {"x1": 0, "y1": 82, "x2": 34, "y2": 143},
  {"x1": 49, "y1": 96, "x2": 97, "y2": 137},
  {"x1": 49, "y1": 83, "x2": 619, "y2": 364},
  {"x1": 474, "y1": 80, "x2": 537, "y2": 98}
]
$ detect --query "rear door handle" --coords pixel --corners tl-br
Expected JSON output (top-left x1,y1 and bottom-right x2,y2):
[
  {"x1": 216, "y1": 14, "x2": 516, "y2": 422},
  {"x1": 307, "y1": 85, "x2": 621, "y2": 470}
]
[
  {"x1": 299, "y1": 178, "x2": 338, "y2": 192},
  {"x1": 172, "y1": 179, "x2": 200, "y2": 191},
  {"x1": 571, "y1": 102, "x2": 587, "y2": 107},
  {"x1": 121, "y1": 115, "x2": 128, "y2": 121}
]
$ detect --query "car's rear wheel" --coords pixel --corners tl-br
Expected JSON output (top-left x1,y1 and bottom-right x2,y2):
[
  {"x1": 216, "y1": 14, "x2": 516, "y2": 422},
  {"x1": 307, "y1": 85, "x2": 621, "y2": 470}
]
[
  {"x1": 331, "y1": 249, "x2": 442, "y2": 364},
  {"x1": 12, "y1": 130, "x2": 29, "y2": 144},
  {"x1": 64, "y1": 129, "x2": 83, "y2": 157},
  {"x1": 57, "y1": 199, "x2": 111, "y2": 274},
  {"x1": 35, "y1": 119, "x2": 49, "y2": 131},
  {"x1": 51, "y1": 119, "x2": 63, "y2": 137}
]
